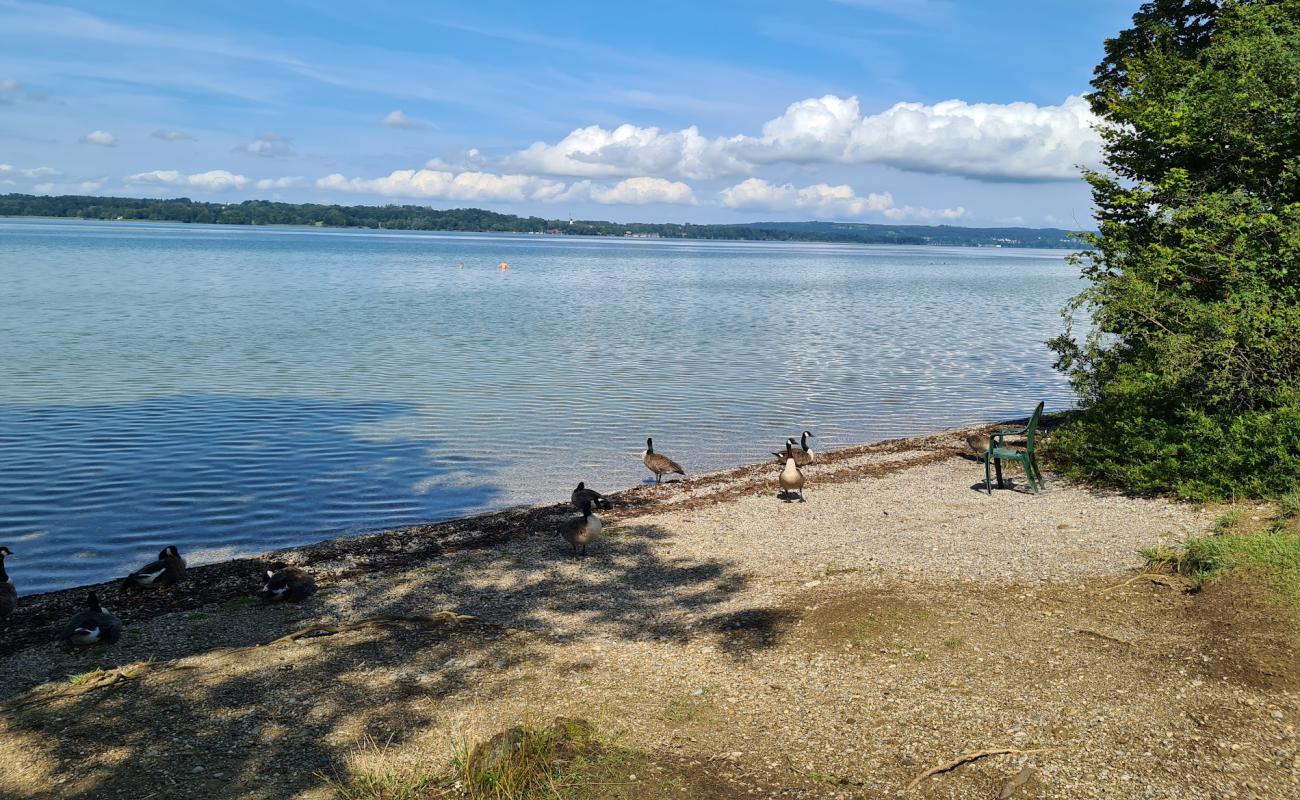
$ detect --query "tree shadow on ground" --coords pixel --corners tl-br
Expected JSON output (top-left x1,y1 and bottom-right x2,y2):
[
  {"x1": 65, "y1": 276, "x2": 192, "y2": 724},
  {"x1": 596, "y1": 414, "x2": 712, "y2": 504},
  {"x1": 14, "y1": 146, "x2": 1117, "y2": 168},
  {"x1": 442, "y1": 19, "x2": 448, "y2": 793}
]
[{"x1": 0, "y1": 522, "x2": 753, "y2": 799}]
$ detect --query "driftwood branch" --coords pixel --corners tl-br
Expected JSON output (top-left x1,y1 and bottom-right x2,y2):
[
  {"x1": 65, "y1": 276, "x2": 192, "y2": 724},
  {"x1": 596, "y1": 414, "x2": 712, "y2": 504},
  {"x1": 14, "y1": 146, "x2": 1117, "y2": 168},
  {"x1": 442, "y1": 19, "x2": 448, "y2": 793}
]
[{"x1": 906, "y1": 747, "x2": 1064, "y2": 792}]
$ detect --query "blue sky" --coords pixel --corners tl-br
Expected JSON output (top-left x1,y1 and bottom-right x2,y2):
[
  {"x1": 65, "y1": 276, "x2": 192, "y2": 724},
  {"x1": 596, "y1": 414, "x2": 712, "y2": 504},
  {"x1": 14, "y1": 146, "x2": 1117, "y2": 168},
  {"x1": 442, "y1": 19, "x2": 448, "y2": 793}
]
[{"x1": 0, "y1": 0, "x2": 1138, "y2": 227}]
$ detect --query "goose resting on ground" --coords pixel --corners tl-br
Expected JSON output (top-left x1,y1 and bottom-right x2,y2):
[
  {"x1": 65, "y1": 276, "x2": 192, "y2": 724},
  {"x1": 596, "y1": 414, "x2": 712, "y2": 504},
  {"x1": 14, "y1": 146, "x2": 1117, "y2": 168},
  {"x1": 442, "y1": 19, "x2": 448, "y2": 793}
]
[
  {"x1": 258, "y1": 567, "x2": 317, "y2": 602},
  {"x1": 59, "y1": 592, "x2": 122, "y2": 648},
  {"x1": 772, "y1": 430, "x2": 815, "y2": 467},
  {"x1": 122, "y1": 545, "x2": 187, "y2": 590}
]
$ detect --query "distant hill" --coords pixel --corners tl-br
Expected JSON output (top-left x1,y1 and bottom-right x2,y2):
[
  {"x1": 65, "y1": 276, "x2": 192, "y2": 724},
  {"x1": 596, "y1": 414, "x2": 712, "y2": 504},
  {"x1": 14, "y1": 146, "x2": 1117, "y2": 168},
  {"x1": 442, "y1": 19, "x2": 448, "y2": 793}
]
[{"x1": 0, "y1": 193, "x2": 1085, "y2": 249}]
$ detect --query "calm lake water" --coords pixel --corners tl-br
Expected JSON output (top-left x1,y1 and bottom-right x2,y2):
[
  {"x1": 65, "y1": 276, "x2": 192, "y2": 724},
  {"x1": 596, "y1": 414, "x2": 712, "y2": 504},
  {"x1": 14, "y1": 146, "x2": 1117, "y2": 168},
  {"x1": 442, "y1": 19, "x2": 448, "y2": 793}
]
[{"x1": 0, "y1": 218, "x2": 1081, "y2": 594}]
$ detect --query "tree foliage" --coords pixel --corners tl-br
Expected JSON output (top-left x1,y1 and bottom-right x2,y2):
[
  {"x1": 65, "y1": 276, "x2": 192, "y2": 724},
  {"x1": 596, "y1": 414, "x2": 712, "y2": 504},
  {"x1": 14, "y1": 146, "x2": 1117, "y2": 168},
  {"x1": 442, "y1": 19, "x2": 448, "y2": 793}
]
[{"x1": 1050, "y1": 0, "x2": 1300, "y2": 499}]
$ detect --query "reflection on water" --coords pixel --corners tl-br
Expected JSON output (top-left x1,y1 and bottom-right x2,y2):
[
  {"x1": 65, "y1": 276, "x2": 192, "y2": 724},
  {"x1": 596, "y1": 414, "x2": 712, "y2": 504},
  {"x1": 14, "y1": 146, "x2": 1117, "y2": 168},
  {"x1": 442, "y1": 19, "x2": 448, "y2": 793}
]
[{"x1": 0, "y1": 219, "x2": 1080, "y2": 593}]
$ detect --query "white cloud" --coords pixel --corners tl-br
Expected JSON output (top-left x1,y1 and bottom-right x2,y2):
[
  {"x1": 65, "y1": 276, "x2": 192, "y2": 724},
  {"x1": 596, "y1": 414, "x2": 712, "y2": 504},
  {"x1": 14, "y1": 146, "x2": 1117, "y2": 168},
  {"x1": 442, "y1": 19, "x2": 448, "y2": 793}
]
[
  {"x1": 317, "y1": 169, "x2": 564, "y2": 203},
  {"x1": 127, "y1": 169, "x2": 250, "y2": 191},
  {"x1": 0, "y1": 79, "x2": 19, "y2": 92},
  {"x1": 237, "y1": 133, "x2": 293, "y2": 158},
  {"x1": 78, "y1": 179, "x2": 106, "y2": 192},
  {"x1": 881, "y1": 205, "x2": 968, "y2": 222},
  {"x1": 719, "y1": 178, "x2": 892, "y2": 217},
  {"x1": 719, "y1": 177, "x2": 965, "y2": 221},
  {"x1": 254, "y1": 176, "x2": 306, "y2": 190},
  {"x1": 511, "y1": 124, "x2": 745, "y2": 180},
  {"x1": 734, "y1": 94, "x2": 1099, "y2": 181},
  {"x1": 152, "y1": 128, "x2": 196, "y2": 141},
  {"x1": 0, "y1": 164, "x2": 12, "y2": 173},
  {"x1": 562, "y1": 177, "x2": 698, "y2": 205},
  {"x1": 379, "y1": 110, "x2": 416, "y2": 129},
  {"x1": 23, "y1": 166, "x2": 61, "y2": 178},
  {"x1": 510, "y1": 95, "x2": 1099, "y2": 183},
  {"x1": 82, "y1": 130, "x2": 117, "y2": 147}
]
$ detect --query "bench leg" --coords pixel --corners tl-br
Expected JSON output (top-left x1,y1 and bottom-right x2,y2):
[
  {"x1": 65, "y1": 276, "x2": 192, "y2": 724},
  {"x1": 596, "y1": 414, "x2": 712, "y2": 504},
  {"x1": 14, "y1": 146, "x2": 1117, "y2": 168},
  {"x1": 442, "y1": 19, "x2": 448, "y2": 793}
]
[
  {"x1": 995, "y1": 458, "x2": 1004, "y2": 489},
  {"x1": 984, "y1": 455, "x2": 992, "y2": 495},
  {"x1": 1020, "y1": 455, "x2": 1039, "y2": 494}
]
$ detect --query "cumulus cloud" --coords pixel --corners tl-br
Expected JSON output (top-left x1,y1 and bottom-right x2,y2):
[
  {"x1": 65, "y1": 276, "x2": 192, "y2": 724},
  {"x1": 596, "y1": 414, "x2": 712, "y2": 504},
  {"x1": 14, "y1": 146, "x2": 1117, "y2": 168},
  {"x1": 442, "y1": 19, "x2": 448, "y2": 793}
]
[
  {"x1": 510, "y1": 124, "x2": 746, "y2": 180},
  {"x1": 379, "y1": 110, "x2": 416, "y2": 129},
  {"x1": 562, "y1": 177, "x2": 698, "y2": 205},
  {"x1": 317, "y1": 169, "x2": 565, "y2": 203},
  {"x1": 127, "y1": 169, "x2": 250, "y2": 191},
  {"x1": 0, "y1": 164, "x2": 12, "y2": 173},
  {"x1": 237, "y1": 133, "x2": 293, "y2": 158},
  {"x1": 719, "y1": 178, "x2": 892, "y2": 217},
  {"x1": 0, "y1": 79, "x2": 19, "y2": 92},
  {"x1": 78, "y1": 179, "x2": 106, "y2": 193},
  {"x1": 882, "y1": 205, "x2": 968, "y2": 222},
  {"x1": 23, "y1": 166, "x2": 61, "y2": 178},
  {"x1": 152, "y1": 129, "x2": 196, "y2": 142},
  {"x1": 734, "y1": 94, "x2": 1098, "y2": 181},
  {"x1": 255, "y1": 176, "x2": 307, "y2": 190},
  {"x1": 82, "y1": 130, "x2": 117, "y2": 147},
  {"x1": 719, "y1": 178, "x2": 965, "y2": 221},
  {"x1": 509, "y1": 95, "x2": 1098, "y2": 183}
]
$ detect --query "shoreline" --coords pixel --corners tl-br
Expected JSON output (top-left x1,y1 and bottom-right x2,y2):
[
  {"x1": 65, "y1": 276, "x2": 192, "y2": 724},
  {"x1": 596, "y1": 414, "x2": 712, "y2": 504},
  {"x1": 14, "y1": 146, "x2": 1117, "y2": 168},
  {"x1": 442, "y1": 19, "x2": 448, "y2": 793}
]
[{"x1": 0, "y1": 422, "x2": 989, "y2": 659}]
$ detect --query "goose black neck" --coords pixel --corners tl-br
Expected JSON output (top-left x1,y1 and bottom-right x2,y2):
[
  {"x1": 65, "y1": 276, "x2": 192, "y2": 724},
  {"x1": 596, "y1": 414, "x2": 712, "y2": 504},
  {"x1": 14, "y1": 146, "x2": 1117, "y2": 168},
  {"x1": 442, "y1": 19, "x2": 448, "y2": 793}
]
[{"x1": 646, "y1": 437, "x2": 654, "y2": 453}]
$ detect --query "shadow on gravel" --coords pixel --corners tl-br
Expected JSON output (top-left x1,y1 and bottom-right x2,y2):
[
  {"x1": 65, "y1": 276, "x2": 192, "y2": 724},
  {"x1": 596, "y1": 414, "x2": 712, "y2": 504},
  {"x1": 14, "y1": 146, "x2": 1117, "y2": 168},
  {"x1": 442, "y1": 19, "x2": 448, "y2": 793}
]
[{"x1": 0, "y1": 523, "x2": 750, "y2": 799}]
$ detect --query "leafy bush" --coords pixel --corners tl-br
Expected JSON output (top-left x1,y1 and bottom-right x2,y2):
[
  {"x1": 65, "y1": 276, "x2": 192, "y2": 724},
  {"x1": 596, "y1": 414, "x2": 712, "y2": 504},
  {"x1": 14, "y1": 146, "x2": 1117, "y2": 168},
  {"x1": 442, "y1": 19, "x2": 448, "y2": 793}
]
[{"x1": 1050, "y1": 0, "x2": 1300, "y2": 500}]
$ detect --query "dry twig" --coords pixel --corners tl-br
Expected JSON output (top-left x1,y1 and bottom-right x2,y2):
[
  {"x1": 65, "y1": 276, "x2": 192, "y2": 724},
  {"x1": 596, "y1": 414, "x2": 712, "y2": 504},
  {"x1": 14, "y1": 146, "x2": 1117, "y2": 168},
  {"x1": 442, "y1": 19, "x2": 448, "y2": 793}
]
[{"x1": 906, "y1": 747, "x2": 1064, "y2": 792}]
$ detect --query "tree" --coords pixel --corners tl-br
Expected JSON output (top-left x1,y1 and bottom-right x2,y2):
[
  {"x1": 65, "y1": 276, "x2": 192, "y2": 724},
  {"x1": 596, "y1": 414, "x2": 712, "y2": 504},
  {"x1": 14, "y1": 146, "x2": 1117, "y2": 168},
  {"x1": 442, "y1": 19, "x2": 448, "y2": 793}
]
[{"x1": 1050, "y1": 0, "x2": 1300, "y2": 498}]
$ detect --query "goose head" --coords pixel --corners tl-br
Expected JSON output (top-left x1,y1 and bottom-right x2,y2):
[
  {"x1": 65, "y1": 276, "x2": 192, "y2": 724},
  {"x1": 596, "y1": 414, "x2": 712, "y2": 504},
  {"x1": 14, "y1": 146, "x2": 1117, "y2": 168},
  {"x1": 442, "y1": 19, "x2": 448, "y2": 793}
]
[
  {"x1": 801, "y1": 431, "x2": 814, "y2": 448},
  {"x1": 0, "y1": 546, "x2": 11, "y2": 559},
  {"x1": 645, "y1": 437, "x2": 654, "y2": 453},
  {"x1": 160, "y1": 545, "x2": 181, "y2": 560},
  {"x1": 85, "y1": 591, "x2": 109, "y2": 615}
]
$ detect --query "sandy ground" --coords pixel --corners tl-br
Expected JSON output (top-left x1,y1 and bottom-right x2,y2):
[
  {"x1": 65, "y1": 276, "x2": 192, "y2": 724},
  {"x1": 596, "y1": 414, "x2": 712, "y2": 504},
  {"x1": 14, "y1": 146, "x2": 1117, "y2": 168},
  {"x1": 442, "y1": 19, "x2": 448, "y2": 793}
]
[{"x1": 1, "y1": 430, "x2": 1297, "y2": 799}]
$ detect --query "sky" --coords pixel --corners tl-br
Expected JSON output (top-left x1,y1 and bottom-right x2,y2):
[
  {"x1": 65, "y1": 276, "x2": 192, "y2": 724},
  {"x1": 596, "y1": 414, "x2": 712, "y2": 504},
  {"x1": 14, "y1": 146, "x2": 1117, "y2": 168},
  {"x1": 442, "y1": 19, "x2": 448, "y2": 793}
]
[{"x1": 0, "y1": 0, "x2": 1140, "y2": 228}]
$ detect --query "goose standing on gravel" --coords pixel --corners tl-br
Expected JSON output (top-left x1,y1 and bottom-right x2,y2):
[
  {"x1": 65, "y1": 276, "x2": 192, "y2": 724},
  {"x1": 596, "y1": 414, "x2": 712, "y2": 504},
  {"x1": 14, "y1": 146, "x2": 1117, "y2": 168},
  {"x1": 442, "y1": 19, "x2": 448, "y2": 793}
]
[
  {"x1": 59, "y1": 592, "x2": 122, "y2": 648},
  {"x1": 571, "y1": 482, "x2": 613, "y2": 511},
  {"x1": 779, "y1": 440, "x2": 807, "y2": 502},
  {"x1": 122, "y1": 545, "x2": 187, "y2": 590},
  {"x1": 643, "y1": 437, "x2": 685, "y2": 484},
  {"x1": 560, "y1": 500, "x2": 603, "y2": 557},
  {"x1": 0, "y1": 547, "x2": 15, "y2": 620},
  {"x1": 258, "y1": 567, "x2": 317, "y2": 602}
]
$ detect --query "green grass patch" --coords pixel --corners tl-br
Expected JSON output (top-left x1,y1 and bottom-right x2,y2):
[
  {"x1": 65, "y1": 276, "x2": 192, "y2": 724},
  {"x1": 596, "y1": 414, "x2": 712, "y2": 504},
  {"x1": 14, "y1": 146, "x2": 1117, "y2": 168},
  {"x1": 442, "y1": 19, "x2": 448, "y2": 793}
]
[
  {"x1": 331, "y1": 718, "x2": 644, "y2": 800},
  {"x1": 66, "y1": 668, "x2": 104, "y2": 685},
  {"x1": 219, "y1": 596, "x2": 256, "y2": 614},
  {"x1": 1146, "y1": 511, "x2": 1300, "y2": 626}
]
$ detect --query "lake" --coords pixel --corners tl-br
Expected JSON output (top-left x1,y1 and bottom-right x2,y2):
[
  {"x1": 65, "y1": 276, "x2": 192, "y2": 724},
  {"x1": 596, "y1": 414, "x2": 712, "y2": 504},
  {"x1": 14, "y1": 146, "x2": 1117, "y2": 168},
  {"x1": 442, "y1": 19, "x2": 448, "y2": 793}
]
[{"x1": 0, "y1": 218, "x2": 1081, "y2": 594}]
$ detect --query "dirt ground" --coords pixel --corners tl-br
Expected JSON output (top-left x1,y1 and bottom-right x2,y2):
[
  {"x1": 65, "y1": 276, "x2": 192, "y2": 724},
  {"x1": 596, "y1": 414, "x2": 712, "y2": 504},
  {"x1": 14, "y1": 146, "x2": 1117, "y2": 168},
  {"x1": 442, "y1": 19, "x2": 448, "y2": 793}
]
[{"x1": 0, "y1": 430, "x2": 1296, "y2": 799}]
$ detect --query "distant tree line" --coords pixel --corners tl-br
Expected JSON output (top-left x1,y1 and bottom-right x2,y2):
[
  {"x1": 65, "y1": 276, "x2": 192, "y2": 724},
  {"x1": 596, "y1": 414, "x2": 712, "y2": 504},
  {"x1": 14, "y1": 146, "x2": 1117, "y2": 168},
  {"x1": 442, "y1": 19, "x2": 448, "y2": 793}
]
[{"x1": 0, "y1": 193, "x2": 1081, "y2": 248}]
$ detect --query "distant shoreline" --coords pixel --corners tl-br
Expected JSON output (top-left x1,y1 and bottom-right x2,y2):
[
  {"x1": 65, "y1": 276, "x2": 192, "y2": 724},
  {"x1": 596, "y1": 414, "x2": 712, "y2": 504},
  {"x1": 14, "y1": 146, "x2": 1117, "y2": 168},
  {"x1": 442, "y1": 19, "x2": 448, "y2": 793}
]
[{"x1": 1, "y1": 193, "x2": 1086, "y2": 249}]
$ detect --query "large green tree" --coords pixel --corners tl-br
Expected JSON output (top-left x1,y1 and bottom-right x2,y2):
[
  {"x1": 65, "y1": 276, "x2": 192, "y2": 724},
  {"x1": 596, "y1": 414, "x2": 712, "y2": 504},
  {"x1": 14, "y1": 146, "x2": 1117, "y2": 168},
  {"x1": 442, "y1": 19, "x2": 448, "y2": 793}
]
[{"x1": 1051, "y1": 0, "x2": 1300, "y2": 499}]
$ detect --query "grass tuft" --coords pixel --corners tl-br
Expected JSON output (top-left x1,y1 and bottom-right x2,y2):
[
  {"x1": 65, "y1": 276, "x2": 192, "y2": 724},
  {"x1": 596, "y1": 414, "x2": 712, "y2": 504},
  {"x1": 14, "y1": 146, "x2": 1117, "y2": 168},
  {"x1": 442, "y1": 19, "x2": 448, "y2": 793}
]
[
  {"x1": 330, "y1": 718, "x2": 640, "y2": 800},
  {"x1": 66, "y1": 668, "x2": 104, "y2": 686}
]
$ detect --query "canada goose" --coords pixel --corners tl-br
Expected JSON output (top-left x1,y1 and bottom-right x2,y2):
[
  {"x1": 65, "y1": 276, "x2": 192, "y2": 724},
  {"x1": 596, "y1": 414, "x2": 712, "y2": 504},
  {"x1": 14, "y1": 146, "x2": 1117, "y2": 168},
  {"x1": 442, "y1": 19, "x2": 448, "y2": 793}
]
[
  {"x1": 560, "y1": 500, "x2": 602, "y2": 557},
  {"x1": 772, "y1": 430, "x2": 815, "y2": 467},
  {"x1": 964, "y1": 433, "x2": 991, "y2": 458},
  {"x1": 258, "y1": 567, "x2": 316, "y2": 602},
  {"x1": 0, "y1": 547, "x2": 15, "y2": 620},
  {"x1": 779, "y1": 441, "x2": 807, "y2": 502},
  {"x1": 59, "y1": 592, "x2": 122, "y2": 648},
  {"x1": 122, "y1": 545, "x2": 186, "y2": 590},
  {"x1": 571, "y1": 482, "x2": 613, "y2": 511},
  {"x1": 643, "y1": 437, "x2": 685, "y2": 484}
]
